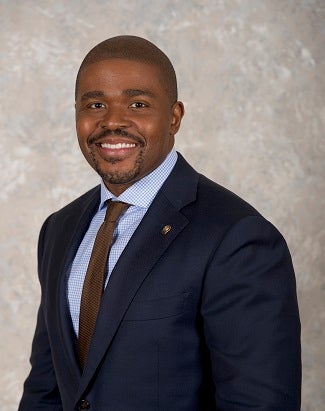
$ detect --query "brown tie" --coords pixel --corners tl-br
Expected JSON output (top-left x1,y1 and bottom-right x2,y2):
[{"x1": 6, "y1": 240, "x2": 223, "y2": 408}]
[{"x1": 78, "y1": 200, "x2": 129, "y2": 369}]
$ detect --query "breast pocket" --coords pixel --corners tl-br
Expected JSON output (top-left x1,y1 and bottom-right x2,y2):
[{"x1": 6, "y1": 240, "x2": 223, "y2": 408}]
[{"x1": 123, "y1": 292, "x2": 190, "y2": 321}]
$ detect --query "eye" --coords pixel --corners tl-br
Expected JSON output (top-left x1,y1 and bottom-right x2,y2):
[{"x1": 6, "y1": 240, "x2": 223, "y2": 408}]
[
  {"x1": 130, "y1": 102, "x2": 147, "y2": 108},
  {"x1": 88, "y1": 102, "x2": 105, "y2": 109}
]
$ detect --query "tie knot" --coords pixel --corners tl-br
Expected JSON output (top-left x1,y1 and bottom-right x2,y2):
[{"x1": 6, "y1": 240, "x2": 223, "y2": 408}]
[{"x1": 105, "y1": 200, "x2": 130, "y2": 223}]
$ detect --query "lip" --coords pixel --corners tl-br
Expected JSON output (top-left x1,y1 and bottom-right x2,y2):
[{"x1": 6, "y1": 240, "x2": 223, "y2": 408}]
[
  {"x1": 88, "y1": 129, "x2": 144, "y2": 146},
  {"x1": 93, "y1": 137, "x2": 141, "y2": 159},
  {"x1": 100, "y1": 142, "x2": 136, "y2": 149}
]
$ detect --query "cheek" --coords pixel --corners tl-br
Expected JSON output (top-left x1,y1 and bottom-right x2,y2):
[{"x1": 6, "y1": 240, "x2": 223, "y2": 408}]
[
  {"x1": 76, "y1": 118, "x2": 93, "y2": 144},
  {"x1": 143, "y1": 119, "x2": 171, "y2": 144}
]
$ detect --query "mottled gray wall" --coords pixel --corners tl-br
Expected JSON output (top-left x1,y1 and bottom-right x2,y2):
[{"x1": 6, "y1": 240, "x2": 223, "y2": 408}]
[{"x1": 1, "y1": 1, "x2": 324, "y2": 409}]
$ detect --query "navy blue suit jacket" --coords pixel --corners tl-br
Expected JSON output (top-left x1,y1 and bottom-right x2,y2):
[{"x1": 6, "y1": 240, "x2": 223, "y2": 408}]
[{"x1": 19, "y1": 154, "x2": 301, "y2": 410}]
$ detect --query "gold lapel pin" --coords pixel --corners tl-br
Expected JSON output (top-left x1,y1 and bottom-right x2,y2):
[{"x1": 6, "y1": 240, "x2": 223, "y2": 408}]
[{"x1": 161, "y1": 225, "x2": 172, "y2": 235}]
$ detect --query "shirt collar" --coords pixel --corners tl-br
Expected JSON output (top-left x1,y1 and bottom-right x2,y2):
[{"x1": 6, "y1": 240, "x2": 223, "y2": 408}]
[{"x1": 99, "y1": 149, "x2": 178, "y2": 210}]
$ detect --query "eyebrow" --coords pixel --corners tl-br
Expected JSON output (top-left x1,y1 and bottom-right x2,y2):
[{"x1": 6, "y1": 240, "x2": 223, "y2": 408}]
[
  {"x1": 80, "y1": 90, "x2": 105, "y2": 101},
  {"x1": 80, "y1": 88, "x2": 155, "y2": 101},
  {"x1": 122, "y1": 89, "x2": 155, "y2": 98},
  {"x1": 80, "y1": 88, "x2": 156, "y2": 102}
]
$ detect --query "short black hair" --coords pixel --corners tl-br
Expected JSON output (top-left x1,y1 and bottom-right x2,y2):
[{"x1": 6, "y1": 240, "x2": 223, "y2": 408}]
[{"x1": 75, "y1": 35, "x2": 178, "y2": 104}]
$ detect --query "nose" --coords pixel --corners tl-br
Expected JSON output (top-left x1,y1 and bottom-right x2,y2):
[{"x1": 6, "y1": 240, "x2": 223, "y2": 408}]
[{"x1": 99, "y1": 107, "x2": 129, "y2": 130}]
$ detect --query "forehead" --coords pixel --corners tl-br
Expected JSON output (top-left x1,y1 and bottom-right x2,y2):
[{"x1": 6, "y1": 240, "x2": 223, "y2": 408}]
[{"x1": 76, "y1": 59, "x2": 166, "y2": 98}]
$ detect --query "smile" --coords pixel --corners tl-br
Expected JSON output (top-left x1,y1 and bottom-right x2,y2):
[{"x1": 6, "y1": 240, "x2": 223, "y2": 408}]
[{"x1": 100, "y1": 142, "x2": 137, "y2": 149}]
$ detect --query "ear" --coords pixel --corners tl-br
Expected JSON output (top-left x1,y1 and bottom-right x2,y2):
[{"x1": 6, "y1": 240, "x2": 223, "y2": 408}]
[{"x1": 170, "y1": 101, "x2": 185, "y2": 135}]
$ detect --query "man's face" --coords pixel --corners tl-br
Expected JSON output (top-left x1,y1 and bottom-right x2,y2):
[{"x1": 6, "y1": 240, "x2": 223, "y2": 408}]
[{"x1": 75, "y1": 59, "x2": 184, "y2": 195}]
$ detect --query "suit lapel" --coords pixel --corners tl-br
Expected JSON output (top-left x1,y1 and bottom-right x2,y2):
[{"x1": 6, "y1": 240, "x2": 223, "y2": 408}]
[
  {"x1": 75, "y1": 155, "x2": 199, "y2": 401},
  {"x1": 55, "y1": 186, "x2": 101, "y2": 379}
]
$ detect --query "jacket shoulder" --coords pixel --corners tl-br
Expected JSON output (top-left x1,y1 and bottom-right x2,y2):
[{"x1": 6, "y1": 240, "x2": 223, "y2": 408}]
[
  {"x1": 197, "y1": 174, "x2": 259, "y2": 222},
  {"x1": 177, "y1": 172, "x2": 263, "y2": 238},
  {"x1": 166, "y1": 153, "x2": 262, "y2": 230}
]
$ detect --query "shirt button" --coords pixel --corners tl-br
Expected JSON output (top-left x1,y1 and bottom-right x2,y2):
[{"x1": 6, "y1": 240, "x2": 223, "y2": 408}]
[{"x1": 78, "y1": 399, "x2": 90, "y2": 409}]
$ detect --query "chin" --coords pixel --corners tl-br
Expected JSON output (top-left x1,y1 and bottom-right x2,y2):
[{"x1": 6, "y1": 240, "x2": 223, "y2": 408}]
[{"x1": 98, "y1": 167, "x2": 141, "y2": 186}]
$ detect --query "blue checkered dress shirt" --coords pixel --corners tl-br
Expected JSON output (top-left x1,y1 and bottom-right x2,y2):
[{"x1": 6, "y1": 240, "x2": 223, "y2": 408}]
[{"x1": 67, "y1": 150, "x2": 178, "y2": 335}]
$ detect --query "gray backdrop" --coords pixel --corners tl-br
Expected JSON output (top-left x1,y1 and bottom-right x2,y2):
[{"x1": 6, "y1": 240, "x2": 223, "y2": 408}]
[{"x1": 1, "y1": 1, "x2": 324, "y2": 409}]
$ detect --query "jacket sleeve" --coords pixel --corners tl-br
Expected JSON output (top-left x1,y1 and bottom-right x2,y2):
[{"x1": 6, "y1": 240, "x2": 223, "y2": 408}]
[
  {"x1": 18, "y1": 305, "x2": 63, "y2": 411},
  {"x1": 18, "y1": 217, "x2": 63, "y2": 411},
  {"x1": 201, "y1": 215, "x2": 301, "y2": 410}
]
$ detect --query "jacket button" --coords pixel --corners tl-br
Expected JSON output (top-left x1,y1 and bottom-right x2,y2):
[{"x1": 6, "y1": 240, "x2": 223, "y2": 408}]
[{"x1": 78, "y1": 399, "x2": 90, "y2": 409}]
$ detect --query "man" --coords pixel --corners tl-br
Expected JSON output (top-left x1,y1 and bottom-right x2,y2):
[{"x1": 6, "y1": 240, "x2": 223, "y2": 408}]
[{"x1": 19, "y1": 35, "x2": 301, "y2": 410}]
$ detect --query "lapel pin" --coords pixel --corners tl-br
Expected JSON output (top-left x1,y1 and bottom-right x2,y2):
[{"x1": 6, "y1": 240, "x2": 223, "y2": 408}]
[{"x1": 161, "y1": 225, "x2": 172, "y2": 235}]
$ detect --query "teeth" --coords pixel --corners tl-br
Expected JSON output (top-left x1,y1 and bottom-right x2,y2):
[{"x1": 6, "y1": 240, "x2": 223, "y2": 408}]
[{"x1": 101, "y1": 142, "x2": 136, "y2": 149}]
